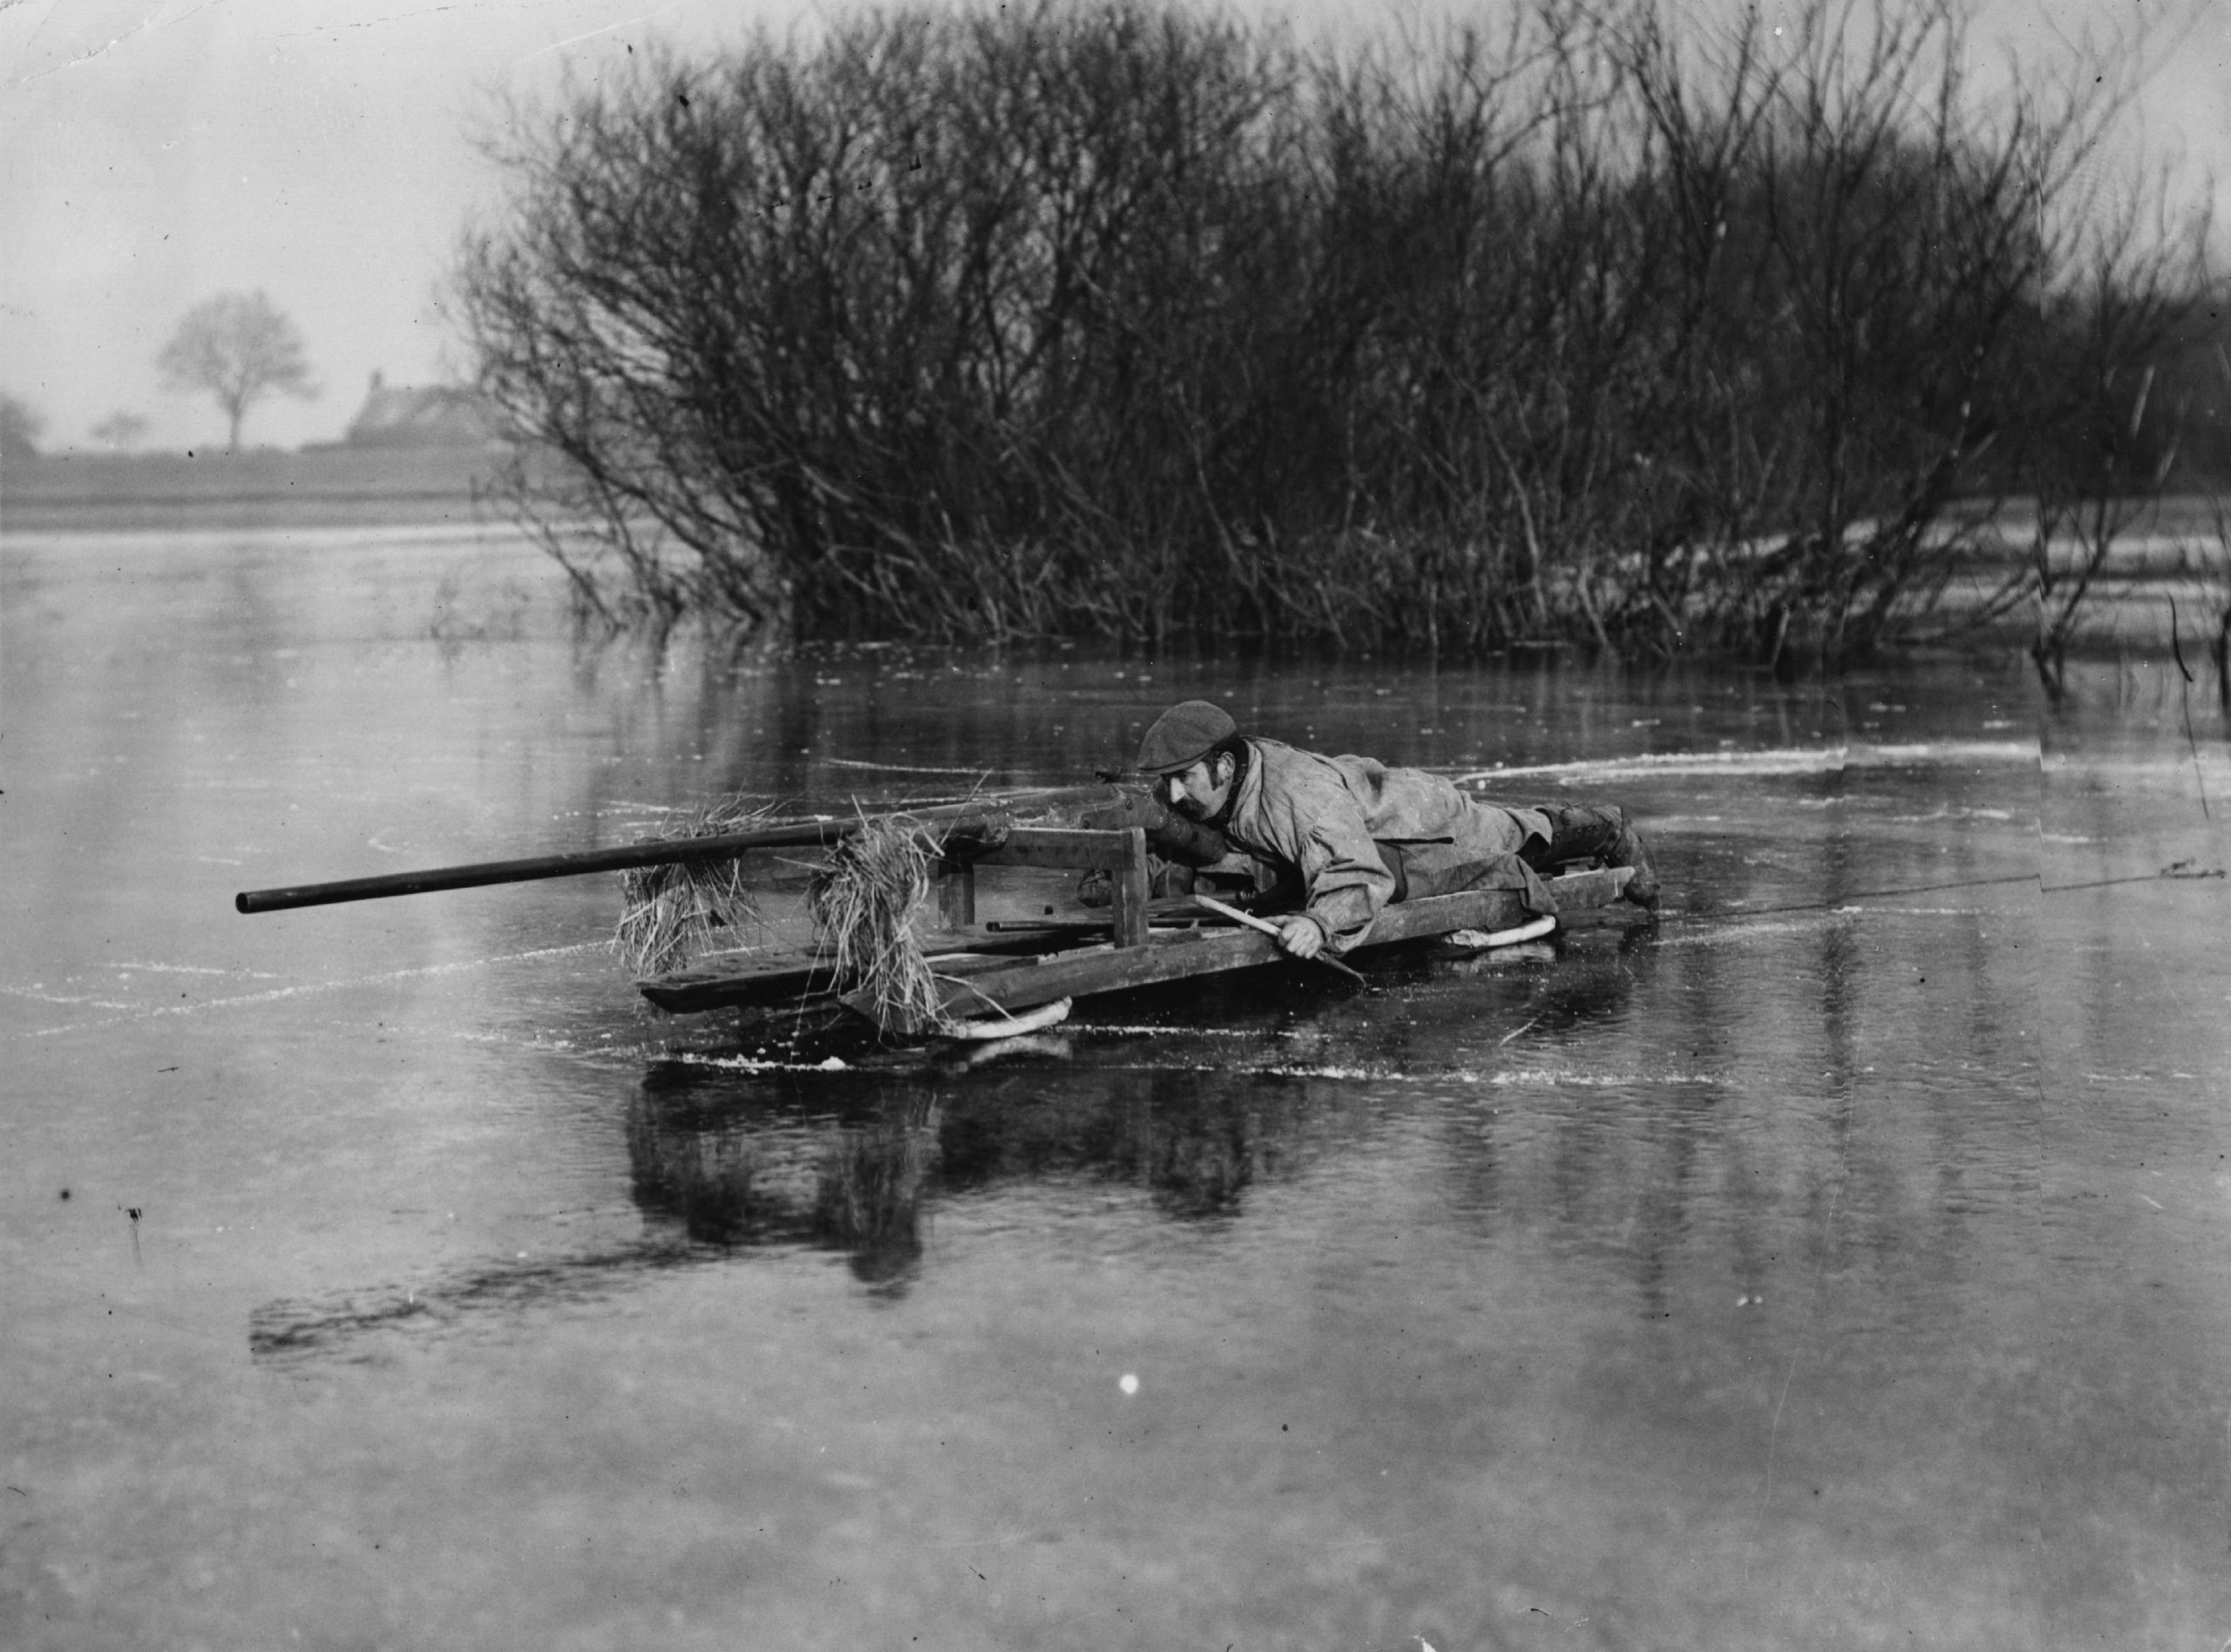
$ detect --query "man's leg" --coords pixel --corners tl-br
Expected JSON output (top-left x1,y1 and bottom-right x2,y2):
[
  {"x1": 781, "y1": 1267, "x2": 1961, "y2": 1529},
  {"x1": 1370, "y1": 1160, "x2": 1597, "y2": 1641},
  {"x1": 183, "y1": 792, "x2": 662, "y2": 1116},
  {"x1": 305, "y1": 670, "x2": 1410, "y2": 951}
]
[{"x1": 1521, "y1": 803, "x2": 1658, "y2": 908}]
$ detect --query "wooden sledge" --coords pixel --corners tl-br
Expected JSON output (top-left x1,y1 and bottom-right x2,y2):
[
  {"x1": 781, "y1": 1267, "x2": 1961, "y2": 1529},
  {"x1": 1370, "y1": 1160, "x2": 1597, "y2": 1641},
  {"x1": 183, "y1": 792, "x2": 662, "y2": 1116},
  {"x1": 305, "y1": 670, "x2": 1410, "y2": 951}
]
[
  {"x1": 638, "y1": 825, "x2": 1647, "y2": 1035},
  {"x1": 234, "y1": 789, "x2": 1651, "y2": 1040}
]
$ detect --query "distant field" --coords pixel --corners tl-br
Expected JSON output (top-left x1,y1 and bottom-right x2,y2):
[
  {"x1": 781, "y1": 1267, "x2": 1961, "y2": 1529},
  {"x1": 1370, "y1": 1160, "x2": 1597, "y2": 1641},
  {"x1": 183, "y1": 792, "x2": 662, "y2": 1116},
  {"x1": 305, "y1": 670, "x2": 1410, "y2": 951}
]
[
  {"x1": 0, "y1": 448, "x2": 532, "y2": 532},
  {"x1": 8, "y1": 450, "x2": 2222, "y2": 657}
]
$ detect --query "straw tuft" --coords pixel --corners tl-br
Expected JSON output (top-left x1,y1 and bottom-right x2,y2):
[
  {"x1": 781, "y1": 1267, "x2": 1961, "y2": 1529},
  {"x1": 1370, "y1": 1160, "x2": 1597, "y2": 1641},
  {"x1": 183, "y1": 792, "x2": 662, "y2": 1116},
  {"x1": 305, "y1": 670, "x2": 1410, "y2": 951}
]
[
  {"x1": 806, "y1": 813, "x2": 951, "y2": 1033},
  {"x1": 615, "y1": 795, "x2": 773, "y2": 974}
]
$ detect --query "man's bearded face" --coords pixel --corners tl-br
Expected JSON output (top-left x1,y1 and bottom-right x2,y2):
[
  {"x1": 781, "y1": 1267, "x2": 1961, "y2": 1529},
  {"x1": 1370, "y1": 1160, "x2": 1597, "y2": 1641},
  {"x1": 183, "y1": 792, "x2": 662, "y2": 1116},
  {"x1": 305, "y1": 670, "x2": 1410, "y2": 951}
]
[{"x1": 1160, "y1": 755, "x2": 1231, "y2": 821}]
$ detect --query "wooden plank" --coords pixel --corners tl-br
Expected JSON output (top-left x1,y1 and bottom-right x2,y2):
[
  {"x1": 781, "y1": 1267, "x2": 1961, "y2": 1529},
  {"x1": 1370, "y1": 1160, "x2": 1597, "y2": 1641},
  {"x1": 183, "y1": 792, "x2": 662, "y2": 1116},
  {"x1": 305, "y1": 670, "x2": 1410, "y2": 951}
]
[
  {"x1": 641, "y1": 863, "x2": 1646, "y2": 1018},
  {"x1": 927, "y1": 929, "x2": 1278, "y2": 1021},
  {"x1": 638, "y1": 929, "x2": 1093, "y2": 1012},
  {"x1": 934, "y1": 859, "x2": 976, "y2": 928},
  {"x1": 640, "y1": 948, "x2": 832, "y2": 1012},
  {"x1": 919, "y1": 951, "x2": 1032, "y2": 978},
  {"x1": 1111, "y1": 828, "x2": 1150, "y2": 948},
  {"x1": 1360, "y1": 885, "x2": 1532, "y2": 944},
  {"x1": 925, "y1": 886, "x2": 1548, "y2": 1022},
  {"x1": 970, "y1": 827, "x2": 1139, "y2": 870},
  {"x1": 1545, "y1": 865, "x2": 1631, "y2": 908}
]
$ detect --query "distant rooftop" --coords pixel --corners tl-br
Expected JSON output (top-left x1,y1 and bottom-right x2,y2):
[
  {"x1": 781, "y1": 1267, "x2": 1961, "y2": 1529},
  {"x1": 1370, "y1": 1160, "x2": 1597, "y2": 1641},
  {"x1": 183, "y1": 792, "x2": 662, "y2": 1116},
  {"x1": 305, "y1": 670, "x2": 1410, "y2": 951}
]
[{"x1": 342, "y1": 371, "x2": 505, "y2": 450}]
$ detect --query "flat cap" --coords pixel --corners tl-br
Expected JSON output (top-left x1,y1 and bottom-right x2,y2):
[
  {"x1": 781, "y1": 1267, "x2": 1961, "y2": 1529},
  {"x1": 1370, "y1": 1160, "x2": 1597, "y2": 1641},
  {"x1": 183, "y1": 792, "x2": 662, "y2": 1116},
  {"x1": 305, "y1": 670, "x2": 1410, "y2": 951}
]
[{"x1": 1136, "y1": 700, "x2": 1238, "y2": 775}]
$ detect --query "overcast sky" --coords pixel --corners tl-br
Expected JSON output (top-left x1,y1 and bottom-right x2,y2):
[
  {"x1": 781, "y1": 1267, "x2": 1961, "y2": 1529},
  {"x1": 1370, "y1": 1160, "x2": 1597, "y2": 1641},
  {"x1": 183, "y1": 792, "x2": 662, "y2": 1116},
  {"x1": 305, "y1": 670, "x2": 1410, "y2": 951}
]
[{"x1": 3, "y1": 0, "x2": 2225, "y2": 453}]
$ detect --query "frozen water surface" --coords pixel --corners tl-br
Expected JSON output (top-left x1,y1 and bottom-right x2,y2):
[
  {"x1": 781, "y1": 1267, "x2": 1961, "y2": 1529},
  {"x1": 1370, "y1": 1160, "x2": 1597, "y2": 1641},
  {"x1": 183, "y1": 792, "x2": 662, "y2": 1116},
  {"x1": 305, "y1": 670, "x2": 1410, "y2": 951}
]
[{"x1": 3, "y1": 525, "x2": 2228, "y2": 1650}]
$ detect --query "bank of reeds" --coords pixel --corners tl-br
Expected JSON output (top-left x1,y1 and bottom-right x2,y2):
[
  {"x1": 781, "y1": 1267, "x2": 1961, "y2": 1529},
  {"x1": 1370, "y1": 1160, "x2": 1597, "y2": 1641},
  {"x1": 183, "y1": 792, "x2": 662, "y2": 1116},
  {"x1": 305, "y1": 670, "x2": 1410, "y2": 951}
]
[{"x1": 458, "y1": 0, "x2": 2218, "y2": 667}]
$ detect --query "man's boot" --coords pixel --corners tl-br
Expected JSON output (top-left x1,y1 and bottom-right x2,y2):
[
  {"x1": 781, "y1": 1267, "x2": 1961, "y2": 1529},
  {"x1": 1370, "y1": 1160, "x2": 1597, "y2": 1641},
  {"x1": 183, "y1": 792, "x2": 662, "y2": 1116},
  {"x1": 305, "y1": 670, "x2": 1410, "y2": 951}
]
[
  {"x1": 1607, "y1": 809, "x2": 1658, "y2": 909},
  {"x1": 1527, "y1": 803, "x2": 1658, "y2": 909}
]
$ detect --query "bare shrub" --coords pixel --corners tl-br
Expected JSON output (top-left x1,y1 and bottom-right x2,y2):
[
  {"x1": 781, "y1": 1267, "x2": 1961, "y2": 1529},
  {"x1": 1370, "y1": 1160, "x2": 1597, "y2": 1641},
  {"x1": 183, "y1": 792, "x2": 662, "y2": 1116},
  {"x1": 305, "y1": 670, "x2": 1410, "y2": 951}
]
[{"x1": 455, "y1": 0, "x2": 2213, "y2": 663}]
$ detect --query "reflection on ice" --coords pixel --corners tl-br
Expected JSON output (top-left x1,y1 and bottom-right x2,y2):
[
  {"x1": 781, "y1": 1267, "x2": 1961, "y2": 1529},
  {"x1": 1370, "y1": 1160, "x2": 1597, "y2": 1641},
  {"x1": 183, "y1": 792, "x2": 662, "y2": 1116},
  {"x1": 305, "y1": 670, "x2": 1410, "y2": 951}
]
[
  {"x1": 631, "y1": 1061, "x2": 1287, "y2": 1242},
  {"x1": 248, "y1": 1241, "x2": 700, "y2": 1367},
  {"x1": 627, "y1": 1080, "x2": 940, "y2": 1288}
]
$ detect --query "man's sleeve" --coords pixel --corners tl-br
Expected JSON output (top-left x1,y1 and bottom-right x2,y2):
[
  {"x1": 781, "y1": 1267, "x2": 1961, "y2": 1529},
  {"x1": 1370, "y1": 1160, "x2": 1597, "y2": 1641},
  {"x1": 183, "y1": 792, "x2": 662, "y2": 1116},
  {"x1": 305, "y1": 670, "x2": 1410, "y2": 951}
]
[{"x1": 1263, "y1": 777, "x2": 1396, "y2": 954}]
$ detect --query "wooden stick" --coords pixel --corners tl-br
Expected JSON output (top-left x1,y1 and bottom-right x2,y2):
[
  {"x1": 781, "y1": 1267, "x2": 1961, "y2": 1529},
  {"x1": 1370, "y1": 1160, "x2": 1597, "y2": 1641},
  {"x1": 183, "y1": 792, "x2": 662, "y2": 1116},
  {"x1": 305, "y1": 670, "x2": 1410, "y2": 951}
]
[{"x1": 1190, "y1": 895, "x2": 1366, "y2": 985}]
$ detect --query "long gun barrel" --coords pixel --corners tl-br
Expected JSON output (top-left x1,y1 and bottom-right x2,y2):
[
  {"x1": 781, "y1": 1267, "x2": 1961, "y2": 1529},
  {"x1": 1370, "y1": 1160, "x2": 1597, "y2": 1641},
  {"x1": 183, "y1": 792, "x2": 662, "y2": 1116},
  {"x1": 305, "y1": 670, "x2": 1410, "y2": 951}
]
[
  {"x1": 235, "y1": 818, "x2": 851, "y2": 913},
  {"x1": 234, "y1": 782, "x2": 1222, "y2": 914}
]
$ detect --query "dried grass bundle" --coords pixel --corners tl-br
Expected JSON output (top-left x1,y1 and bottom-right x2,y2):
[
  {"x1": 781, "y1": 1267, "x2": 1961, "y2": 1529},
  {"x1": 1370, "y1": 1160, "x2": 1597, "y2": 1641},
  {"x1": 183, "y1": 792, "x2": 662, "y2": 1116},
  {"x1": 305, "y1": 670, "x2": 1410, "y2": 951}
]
[
  {"x1": 614, "y1": 795, "x2": 773, "y2": 974},
  {"x1": 807, "y1": 814, "x2": 950, "y2": 1033}
]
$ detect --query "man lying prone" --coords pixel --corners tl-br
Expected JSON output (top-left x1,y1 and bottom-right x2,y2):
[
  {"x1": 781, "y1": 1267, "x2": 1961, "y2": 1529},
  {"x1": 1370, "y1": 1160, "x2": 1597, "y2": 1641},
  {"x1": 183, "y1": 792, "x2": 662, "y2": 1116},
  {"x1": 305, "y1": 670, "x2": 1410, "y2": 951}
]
[{"x1": 1111, "y1": 700, "x2": 1657, "y2": 960}]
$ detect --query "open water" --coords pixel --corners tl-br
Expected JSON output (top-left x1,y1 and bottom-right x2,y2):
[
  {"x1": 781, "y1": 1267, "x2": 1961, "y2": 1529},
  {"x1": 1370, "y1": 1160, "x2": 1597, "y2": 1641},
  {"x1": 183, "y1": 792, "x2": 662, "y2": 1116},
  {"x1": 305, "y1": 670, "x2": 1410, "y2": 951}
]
[{"x1": 4, "y1": 523, "x2": 2229, "y2": 1651}]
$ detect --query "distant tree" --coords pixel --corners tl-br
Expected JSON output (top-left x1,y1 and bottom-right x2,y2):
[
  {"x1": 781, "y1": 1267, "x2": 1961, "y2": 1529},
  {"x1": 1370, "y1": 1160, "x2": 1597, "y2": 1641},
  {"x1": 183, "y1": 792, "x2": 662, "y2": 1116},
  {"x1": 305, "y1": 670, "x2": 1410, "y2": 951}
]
[
  {"x1": 1, "y1": 391, "x2": 42, "y2": 463},
  {"x1": 156, "y1": 291, "x2": 316, "y2": 450},
  {"x1": 91, "y1": 410, "x2": 152, "y2": 453}
]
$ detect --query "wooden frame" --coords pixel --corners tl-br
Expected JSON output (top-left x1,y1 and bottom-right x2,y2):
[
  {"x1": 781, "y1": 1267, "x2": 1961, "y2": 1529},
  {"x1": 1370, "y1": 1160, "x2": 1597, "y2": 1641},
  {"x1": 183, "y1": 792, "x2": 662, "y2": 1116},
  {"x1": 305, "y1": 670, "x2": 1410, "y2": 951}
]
[
  {"x1": 637, "y1": 864, "x2": 1644, "y2": 1026},
  {"x1": 942, "y1": 826, "x2": 1151, "y2": 948}
]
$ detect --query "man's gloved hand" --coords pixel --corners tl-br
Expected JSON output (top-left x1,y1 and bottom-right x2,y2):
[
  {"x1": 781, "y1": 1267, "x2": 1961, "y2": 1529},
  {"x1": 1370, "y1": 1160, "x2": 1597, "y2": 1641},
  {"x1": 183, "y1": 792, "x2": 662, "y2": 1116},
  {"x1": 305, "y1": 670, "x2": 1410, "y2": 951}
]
[{"x1": 1276, "y1": 915, "x2": 1326, "y2": 959}]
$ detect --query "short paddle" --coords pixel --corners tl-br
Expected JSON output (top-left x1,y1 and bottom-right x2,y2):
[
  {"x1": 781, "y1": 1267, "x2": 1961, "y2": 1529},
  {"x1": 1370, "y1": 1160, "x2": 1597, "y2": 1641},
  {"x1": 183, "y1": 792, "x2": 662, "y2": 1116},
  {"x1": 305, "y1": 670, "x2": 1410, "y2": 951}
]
[{"x1": 1190, "y1": 895, "x2": 1366, "y2": 985}]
